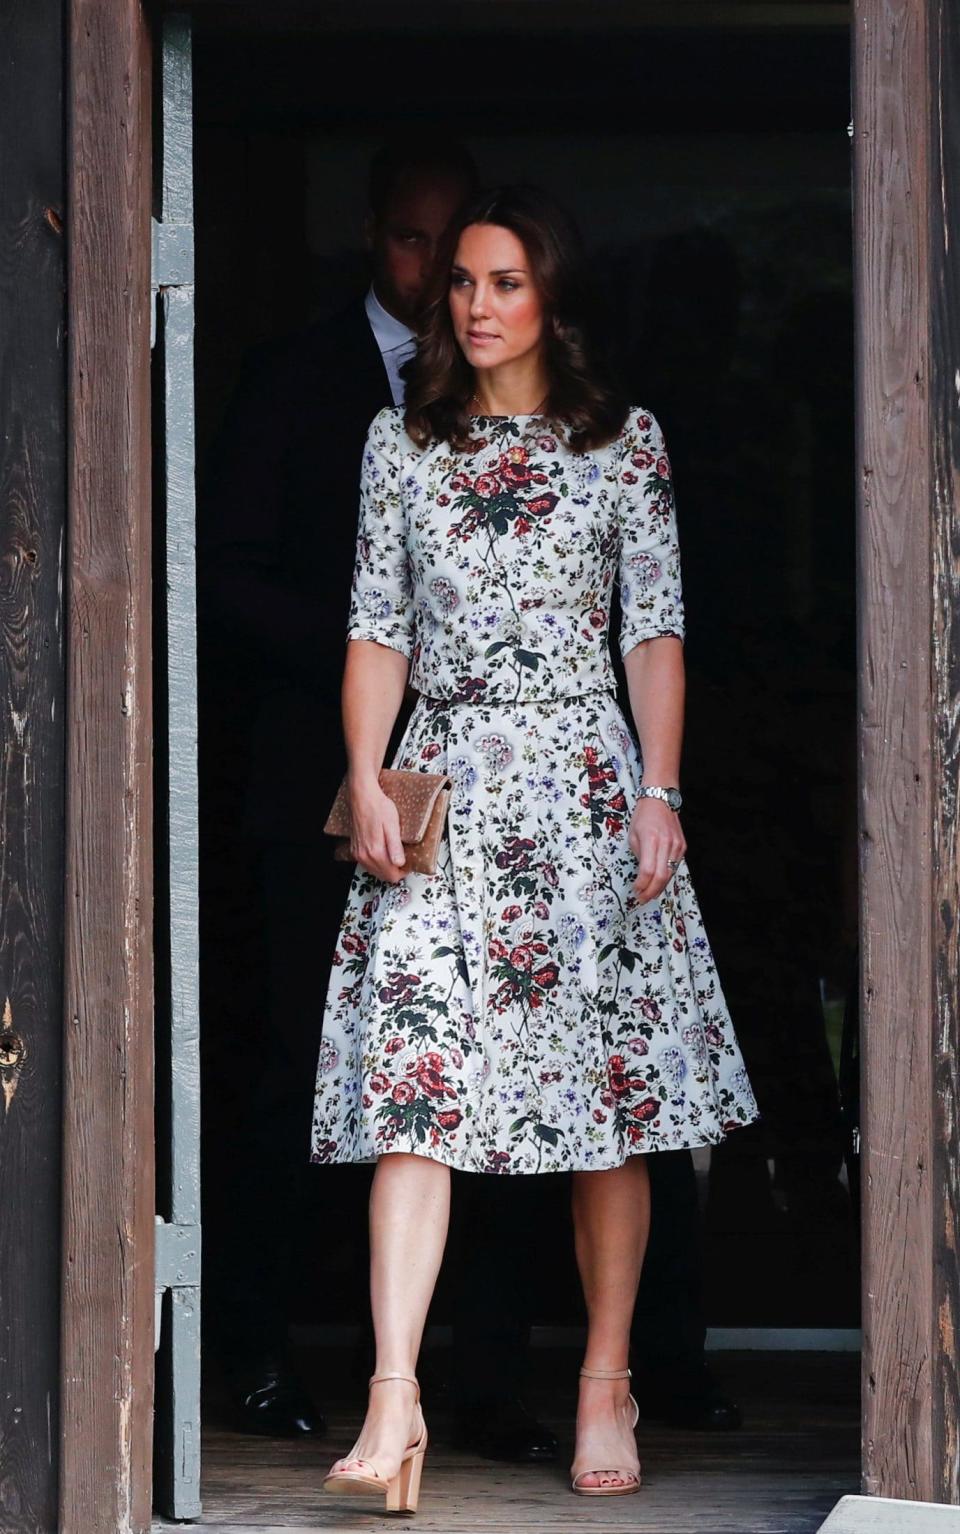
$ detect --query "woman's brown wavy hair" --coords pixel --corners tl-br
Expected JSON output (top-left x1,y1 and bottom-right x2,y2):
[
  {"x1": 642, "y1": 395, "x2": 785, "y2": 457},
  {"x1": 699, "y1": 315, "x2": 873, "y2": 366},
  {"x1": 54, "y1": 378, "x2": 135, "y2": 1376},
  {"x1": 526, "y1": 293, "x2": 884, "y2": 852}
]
[{"x1": 403, "y1": 184, "x2": 629, "y2": 455}]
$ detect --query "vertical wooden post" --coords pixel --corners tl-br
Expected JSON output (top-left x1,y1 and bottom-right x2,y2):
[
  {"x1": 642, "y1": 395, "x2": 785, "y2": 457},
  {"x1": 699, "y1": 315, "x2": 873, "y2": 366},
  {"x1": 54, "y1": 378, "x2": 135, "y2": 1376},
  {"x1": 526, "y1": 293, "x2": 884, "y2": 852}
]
[
  {"x1": 0, "y1": 4, "x2": 66, "y2": 1530},
  {"x1": 855, "y1": 0, "x2": 960, "y2": 1503},
  {"x1": 61, "y1": 1, "x2": 155, "y2": 1530},
  {"x1": 928, "y1": 0, "x2": 960, "y2": 1504}
]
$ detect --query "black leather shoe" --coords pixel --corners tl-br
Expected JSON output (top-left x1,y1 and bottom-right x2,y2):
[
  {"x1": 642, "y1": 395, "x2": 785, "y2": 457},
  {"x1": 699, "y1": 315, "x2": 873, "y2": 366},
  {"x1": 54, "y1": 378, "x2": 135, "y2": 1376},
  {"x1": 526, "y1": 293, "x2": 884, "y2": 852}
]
[
  {"x1": 224, "y1": 1357, "x2": 325, "y2": 1438},
  {"x1": 451, "y1": 1398, "x2": 558, "y2": 1461},
  {"x1": 634, "y1": 1363, "x2": 742, "y2": 1430}
]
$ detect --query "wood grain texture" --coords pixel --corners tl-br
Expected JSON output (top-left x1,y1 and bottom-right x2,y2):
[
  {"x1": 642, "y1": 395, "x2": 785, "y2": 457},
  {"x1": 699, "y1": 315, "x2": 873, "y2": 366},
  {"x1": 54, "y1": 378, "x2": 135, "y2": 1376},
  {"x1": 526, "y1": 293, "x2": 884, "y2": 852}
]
[
  {"x1": 854, "y1": 0, "x2": 934, "y2": 1502},
  {"x1": 151, "y1": 1353, "x2": 859, "y2": 1534},
  {"x1": 61, "y1": 1, "x2": 155, "y2": 1531},
  {"x1": 855, "y1": 0, "x2": 960, "y2": 1504},
  {"x1": 929, "y1": 0, "x2": 960, "y2": 1505},
  {"x1": 0, "y1": 3, "x2": 66, "y2": 1530}
]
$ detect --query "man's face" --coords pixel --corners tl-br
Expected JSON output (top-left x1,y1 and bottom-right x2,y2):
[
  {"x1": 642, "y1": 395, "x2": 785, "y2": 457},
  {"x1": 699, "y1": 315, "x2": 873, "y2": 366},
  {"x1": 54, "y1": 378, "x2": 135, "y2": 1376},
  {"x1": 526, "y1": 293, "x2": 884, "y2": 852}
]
[{"x1": 369, "y1": 173, "x2": 469, "y2": 325}]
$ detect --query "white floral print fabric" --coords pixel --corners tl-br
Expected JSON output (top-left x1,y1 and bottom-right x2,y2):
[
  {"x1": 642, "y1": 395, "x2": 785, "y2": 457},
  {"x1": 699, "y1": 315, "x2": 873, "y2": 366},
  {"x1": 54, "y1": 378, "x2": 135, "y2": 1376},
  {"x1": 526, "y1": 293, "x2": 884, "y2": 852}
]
[{"x1": 311, "y1": 405, "x2": 760, "y2": 1173}]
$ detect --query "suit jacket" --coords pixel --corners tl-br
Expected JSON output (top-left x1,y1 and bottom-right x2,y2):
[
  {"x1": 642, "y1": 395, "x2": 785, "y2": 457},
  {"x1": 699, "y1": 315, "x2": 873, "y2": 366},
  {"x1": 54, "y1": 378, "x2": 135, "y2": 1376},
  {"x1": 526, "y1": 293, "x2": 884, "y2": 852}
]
[{"x1": 198, "y1": 296, "x2": 394, "y2": 842}]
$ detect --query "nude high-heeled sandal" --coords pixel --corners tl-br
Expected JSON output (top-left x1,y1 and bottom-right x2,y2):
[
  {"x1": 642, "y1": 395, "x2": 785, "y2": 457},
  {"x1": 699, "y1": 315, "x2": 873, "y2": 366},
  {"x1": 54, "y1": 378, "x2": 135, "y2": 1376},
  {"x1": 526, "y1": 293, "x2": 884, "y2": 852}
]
[
  {"x1": 570, "y1": 1365, "x2": 642, "y2": 1496},
  {"x1": 322, "y1": 1371, "x2": 428, "y2": 1514}
]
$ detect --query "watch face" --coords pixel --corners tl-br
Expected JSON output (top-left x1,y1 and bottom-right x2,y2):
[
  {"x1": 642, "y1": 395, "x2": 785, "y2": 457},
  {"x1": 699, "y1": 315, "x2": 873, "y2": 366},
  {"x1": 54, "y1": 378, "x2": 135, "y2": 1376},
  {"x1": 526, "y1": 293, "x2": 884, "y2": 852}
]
[{"x1": 666, "y1": 788, "x2": 683, "y2": 810}]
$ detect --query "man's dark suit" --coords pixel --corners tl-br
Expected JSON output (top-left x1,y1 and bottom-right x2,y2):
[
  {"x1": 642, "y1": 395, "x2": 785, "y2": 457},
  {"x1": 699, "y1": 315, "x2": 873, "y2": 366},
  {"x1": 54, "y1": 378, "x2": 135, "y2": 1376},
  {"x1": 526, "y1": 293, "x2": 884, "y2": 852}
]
[
  {"x1": 200, "y1": 297, "x2": 393, "y2": 847},
  {"x1": 197, "y1": 298, "x2": 389, "y2": 1372}
]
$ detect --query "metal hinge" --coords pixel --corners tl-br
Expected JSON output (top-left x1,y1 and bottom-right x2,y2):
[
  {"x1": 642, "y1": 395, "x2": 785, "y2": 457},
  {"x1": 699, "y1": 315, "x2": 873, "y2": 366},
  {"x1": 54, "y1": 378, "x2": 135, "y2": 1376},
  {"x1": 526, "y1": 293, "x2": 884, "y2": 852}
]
[
  {"x1": 151, "y1": 216, "x2": 195, "y2": 348},
  {"x1": 154, "y1": 1216, "x2": 201, "y2": 1350}
]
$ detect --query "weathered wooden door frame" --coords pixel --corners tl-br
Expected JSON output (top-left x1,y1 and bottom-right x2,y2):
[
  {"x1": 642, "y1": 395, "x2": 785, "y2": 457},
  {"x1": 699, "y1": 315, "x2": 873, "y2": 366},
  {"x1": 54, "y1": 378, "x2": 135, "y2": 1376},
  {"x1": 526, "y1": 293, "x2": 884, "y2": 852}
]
[
  {"x1": 854, "y1": 0, "x2": 960, "y2": 1505},
  {"x1": 61, "y1": 1, "x2": 155, "y2": 1531},
  {"x1": 58, "y1": 0, "x2": 960, "y2": 1526}
]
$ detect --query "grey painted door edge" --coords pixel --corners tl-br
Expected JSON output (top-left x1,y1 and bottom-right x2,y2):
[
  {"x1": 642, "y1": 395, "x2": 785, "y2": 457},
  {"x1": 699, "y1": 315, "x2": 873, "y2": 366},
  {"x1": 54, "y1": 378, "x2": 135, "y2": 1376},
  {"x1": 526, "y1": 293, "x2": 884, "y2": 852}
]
[{"x1": 153, "y1": 12, "x2": 201, "y2": 1522}]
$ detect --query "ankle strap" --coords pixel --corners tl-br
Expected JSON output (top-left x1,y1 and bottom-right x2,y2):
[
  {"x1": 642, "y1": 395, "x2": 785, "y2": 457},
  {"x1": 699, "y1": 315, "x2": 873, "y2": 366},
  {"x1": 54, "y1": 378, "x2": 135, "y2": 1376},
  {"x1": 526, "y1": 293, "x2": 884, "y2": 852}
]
[
  {"x1": 369, "y1": 1371, "x2": 419, "y2": 1388},
  {"x1": 580, "y1": 1366, "x2": 632, "y2": 1380}
]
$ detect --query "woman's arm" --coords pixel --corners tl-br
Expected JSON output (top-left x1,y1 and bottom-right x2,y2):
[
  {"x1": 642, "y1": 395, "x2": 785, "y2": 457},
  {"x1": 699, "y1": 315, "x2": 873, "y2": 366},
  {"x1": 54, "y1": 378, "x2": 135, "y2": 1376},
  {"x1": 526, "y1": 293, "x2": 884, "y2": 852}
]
[
  {"x1": 340, "y1": 408, "x2": 416, "y2": 883},
  {"x1": 342, "y1": 639, "x2": 410, "y2": 884},
  {"x1": 623, "y1": 635, "x2": 687, "y2": 904},
  {"x1": 616, "y1": 408, "x2": 688, "y2": 903}
]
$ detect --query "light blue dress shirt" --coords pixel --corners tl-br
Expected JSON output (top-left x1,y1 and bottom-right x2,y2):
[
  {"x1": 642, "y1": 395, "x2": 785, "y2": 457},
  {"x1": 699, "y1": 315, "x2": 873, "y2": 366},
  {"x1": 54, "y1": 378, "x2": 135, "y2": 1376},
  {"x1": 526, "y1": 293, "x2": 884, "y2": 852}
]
[{"x1": 364, "y1": 284, "x2": 417, "y2": 406}]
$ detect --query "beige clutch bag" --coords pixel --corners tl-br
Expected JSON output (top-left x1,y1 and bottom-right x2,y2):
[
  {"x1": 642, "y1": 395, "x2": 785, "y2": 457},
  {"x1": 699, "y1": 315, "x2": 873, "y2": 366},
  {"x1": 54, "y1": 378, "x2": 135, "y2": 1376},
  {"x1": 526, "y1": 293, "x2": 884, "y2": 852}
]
[{"x1": 323, "y1": 768, "x2": 452, "y2": 876}]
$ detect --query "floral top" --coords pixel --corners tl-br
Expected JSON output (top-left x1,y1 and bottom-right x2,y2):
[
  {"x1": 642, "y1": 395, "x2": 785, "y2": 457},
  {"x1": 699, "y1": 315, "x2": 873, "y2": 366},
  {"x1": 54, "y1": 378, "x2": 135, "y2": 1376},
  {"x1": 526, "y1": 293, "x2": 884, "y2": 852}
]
[{"x1": 345, "y1": 405, "x2": 684, "y2": 701}]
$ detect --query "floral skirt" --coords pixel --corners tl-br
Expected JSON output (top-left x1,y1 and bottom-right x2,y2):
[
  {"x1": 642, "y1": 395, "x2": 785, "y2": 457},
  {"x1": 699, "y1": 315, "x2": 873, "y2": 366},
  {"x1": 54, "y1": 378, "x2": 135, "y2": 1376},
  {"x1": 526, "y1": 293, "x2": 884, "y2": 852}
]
[{"x1": 310, "y1": 689, "x2": 760, "y2": 1174}]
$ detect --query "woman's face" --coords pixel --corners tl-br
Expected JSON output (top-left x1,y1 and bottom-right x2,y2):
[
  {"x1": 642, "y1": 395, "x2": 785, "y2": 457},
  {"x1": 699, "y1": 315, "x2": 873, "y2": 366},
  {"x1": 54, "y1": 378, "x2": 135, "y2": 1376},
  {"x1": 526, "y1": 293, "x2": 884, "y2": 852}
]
[{"x1": 449, "y1": 223, "x2": 545, "y2": 373}]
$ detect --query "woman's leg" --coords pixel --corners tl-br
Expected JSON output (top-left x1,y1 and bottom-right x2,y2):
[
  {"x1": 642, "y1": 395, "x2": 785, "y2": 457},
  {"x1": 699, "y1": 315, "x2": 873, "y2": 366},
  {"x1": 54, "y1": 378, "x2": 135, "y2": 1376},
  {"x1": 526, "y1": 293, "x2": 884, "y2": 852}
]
[
  {"x1": 333, "y1": 1151, "x2": 451, "y2": 1479},
  {"x1": 570, "y1": 1154, "x2": 651, "y2": 1488}
]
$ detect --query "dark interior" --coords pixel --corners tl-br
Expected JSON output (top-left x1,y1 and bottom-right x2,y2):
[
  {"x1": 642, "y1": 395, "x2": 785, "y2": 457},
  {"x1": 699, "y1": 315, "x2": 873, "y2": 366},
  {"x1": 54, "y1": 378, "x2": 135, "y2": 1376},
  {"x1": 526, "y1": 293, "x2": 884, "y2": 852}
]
[{"x1": 187, "y1": 7, "x2": 859, "y2": 1368}]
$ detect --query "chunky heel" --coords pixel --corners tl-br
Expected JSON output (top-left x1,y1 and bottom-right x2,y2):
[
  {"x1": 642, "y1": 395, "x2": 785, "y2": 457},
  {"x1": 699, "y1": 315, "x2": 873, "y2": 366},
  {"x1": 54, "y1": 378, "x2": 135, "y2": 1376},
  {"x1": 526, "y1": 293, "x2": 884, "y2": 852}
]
[
  {"x1": 387, "y1": 1440, "x2": 427, "y2": 1514},
  {"x1": 323, "y1": 1371, "x2": 428, "y2": 1515}
]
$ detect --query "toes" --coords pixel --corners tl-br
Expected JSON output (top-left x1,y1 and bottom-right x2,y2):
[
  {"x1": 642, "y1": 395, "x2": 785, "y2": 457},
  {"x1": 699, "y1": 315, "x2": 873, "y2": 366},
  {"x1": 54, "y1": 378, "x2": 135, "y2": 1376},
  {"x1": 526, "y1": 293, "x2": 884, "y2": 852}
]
[{"x1": 579, "y1": 1468, "x2": 634, "y2": 1488}]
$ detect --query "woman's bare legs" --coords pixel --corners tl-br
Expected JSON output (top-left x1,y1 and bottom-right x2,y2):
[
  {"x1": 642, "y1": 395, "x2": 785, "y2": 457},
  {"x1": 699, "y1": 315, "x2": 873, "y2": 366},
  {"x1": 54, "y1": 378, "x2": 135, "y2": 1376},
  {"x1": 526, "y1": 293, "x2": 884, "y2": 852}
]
[
  {"x1": 331, "y1": 1151, "x2": 451, "y2": 1480},
  {"x1": 570, "y1": 1154, "x2": 651, "y2": 1489}
]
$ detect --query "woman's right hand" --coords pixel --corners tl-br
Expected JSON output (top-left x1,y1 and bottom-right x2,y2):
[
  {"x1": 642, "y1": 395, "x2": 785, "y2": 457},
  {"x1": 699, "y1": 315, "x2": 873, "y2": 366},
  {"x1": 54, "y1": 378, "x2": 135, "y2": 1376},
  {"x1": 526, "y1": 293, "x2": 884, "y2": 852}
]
[{"x1": 348, "y1": 776, "x2": 407, "y2": 884}]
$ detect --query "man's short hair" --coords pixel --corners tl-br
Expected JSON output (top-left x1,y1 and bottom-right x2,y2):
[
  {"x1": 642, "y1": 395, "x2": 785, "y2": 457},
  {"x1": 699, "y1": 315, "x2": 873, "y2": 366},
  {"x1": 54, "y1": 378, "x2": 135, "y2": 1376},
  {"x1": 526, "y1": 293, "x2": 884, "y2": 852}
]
[{"x1": 368, "y1": 137, "x2": 480, "y2": 220}]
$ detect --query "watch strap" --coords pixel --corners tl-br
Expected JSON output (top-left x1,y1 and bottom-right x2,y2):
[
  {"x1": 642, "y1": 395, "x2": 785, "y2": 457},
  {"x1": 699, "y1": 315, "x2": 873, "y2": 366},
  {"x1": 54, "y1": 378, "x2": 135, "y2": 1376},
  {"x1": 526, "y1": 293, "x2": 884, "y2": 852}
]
[{"x1": 637, "y1": 785, "x2": 682, "y2": 808}]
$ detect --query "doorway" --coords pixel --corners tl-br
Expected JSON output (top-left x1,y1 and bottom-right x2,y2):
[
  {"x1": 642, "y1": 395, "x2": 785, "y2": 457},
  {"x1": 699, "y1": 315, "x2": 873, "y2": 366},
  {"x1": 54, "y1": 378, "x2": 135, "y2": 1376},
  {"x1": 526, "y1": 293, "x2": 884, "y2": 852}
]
[{"x1": 153, "y1": 5, "x2": 861, "y2": 1526}]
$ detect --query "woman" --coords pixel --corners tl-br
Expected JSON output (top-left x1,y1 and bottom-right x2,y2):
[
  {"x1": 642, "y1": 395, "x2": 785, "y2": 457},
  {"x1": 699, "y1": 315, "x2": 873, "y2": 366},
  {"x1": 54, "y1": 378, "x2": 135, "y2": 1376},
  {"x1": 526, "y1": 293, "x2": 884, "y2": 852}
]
[{"x1": 312, "y1": 185, "x2": 759, "y2": 1511}]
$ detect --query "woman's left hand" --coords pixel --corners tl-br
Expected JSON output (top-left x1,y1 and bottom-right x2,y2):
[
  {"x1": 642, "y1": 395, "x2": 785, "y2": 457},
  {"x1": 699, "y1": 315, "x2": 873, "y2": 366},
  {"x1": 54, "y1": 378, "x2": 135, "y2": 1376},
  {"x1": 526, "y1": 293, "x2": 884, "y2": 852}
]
[{"x1": 627, "y1": 796, "x2": 687, "y2": 904}]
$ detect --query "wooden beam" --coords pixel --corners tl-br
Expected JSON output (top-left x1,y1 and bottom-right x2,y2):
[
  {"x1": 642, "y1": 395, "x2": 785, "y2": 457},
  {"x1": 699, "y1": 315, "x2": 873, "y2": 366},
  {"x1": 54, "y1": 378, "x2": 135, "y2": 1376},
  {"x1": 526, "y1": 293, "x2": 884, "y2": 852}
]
[
  {"x1": 180, "y1": 0, "x2": 851, "y2": 28},
  {"x1": 61, "y1": 2, "x2": 155, "y2": 1531},
  {"x1": 854, "y1": 0, "x2": 934, "y2": 1501},
  {"x1": 0, "y1": 3, "x2": 67, "y2": 1530},
  {"x1": 928, "y1": 0, "x2": 960, "y2": 1504},
  {"x1": 854, "y1": 0, "x2": 960, "y2": 1504}
]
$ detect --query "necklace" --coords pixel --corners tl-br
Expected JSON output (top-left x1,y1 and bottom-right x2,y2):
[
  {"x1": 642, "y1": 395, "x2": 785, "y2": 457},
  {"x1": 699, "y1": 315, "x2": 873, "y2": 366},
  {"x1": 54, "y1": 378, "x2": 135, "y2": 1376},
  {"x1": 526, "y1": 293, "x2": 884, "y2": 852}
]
[{"x1": 469, "y1": 390, "x2": 548, "y2": 417}]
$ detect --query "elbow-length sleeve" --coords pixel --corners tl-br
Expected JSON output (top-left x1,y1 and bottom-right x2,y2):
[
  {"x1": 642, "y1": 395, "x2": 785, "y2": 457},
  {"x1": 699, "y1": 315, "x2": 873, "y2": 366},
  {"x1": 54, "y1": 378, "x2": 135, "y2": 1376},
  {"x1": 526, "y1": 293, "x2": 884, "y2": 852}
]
[
  {"x1": 616, "y1": 407, "x2": 685, "y2": 657},
  {"x1": 345, "y1": 407, "x2": 415, "y2": 659}
]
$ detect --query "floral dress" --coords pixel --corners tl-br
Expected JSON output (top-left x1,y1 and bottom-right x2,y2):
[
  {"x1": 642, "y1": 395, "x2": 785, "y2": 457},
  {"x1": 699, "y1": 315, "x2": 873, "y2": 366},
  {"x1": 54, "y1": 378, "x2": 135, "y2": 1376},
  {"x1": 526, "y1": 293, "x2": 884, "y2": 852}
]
[{"x1": 310, "y1": 405, "x2": 760, "y2": 1174}]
